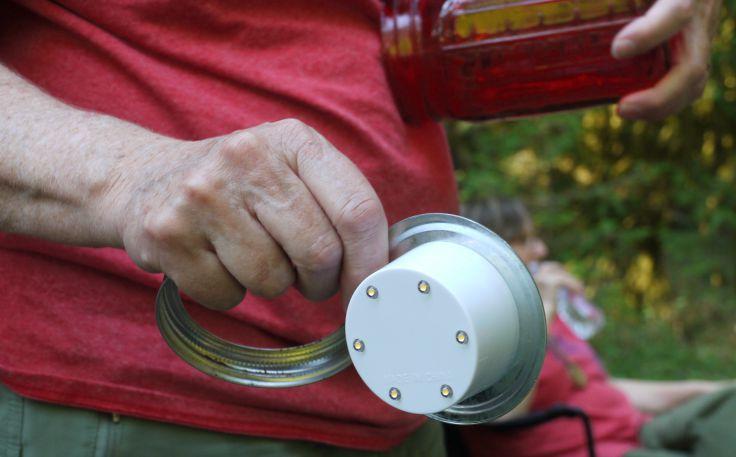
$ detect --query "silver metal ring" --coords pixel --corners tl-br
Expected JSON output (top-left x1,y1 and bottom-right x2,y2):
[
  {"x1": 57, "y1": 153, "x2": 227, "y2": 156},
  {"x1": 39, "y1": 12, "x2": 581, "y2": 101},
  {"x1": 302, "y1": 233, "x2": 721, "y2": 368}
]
[
  {"x1": 156, "y1": 278, "x2": 351, "y2": 387},
  {"x1": 155, "y1": 213, "x2": 545, "y2": 421}
]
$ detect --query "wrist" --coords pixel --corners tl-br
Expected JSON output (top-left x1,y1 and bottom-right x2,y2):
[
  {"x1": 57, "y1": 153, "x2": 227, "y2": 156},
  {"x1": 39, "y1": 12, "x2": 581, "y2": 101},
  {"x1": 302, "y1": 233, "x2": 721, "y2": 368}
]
[{"x1": 87, "y1": 133, "x2": 187, "y2": 249}]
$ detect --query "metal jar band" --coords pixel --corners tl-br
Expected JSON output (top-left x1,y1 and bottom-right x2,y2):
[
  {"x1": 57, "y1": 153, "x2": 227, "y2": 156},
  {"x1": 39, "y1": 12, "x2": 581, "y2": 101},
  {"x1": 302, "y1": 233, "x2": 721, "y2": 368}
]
[{"x1": 155, "y1": 213, "x2": 546, "y2": 423}]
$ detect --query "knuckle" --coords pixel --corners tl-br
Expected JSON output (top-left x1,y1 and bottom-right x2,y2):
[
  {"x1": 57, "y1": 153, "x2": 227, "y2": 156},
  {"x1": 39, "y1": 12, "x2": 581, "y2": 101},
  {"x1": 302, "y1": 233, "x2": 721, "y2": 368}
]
[
  {"x1": 245, "y1": 257, "x2": 294, "y2": 298},
  {"x1": 275, "y1": 118, "x2": 312, "y2": 136},
  {"x1": 299, "y1": 232, "x2": 343, "y2": 273},
  {"x1": 336, "y1": 193, "x2": 385, "y2": 237},
  {"x1": 182, "y1": 173, "x2": 217, "y2": 205},
  {"x1": 219, "y1": 131, "x2": 289, "y2": 189},
  {"x1": 219, "y1": 131, "x2": 263, "y2": 165},
  {"x1": 143, "y1": 210, "x2": 188, "y2": 245},
  {"x1": 297, "y1": 136, "x2": 329, "y2": 165},
  {"x1": 277, "y1": 118, "x2": 324, "y2": 161}
]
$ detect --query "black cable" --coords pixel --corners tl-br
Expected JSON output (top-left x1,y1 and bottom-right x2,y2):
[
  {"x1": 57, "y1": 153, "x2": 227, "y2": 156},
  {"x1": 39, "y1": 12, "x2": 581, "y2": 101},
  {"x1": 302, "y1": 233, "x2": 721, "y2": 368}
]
[{"x1": 485, "y1": 404, "x2": 597, "y2": 457}]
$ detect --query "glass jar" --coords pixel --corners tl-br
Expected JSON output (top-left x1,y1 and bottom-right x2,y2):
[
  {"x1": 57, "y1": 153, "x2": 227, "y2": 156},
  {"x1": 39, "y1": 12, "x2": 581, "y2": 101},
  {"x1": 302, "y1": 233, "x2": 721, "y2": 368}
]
[{"x1": 381, "y1": 0, "x2": 671, "y2": 122}]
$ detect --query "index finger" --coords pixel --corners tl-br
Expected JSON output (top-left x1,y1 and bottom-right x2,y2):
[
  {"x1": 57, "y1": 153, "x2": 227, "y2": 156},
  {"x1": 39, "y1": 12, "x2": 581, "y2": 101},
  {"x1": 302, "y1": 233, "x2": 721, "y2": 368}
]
[
  {"x1": 612, "y1": 0, "x2": 694, "y2": 59},
  {"x1": 276, "y1": 121, "x2": 389, "y2": 305}
]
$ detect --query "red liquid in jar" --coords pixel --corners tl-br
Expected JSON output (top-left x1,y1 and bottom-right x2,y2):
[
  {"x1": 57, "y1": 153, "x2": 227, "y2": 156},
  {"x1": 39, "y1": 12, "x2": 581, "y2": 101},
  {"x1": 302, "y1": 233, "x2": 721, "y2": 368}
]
[{"x1": 382, "y1": 0, "x2": 671, "y2": 121}]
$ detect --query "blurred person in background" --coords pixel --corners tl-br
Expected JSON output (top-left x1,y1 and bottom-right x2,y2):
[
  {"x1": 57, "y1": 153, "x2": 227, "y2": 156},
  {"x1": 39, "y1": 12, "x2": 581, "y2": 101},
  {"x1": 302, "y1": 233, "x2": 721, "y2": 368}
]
[{"x1": 456, "y1": 198, "x2": 735, "y2": 457}]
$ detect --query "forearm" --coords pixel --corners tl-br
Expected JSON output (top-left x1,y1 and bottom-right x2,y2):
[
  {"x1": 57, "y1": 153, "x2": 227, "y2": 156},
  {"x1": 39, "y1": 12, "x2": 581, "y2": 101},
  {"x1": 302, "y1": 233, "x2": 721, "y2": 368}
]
[
  {"x1": 0, "y1": 64, "x2": 172, "y2": 247},
  {"x1": 611, "y1": 378, "x2": 729, "y2": 415}
]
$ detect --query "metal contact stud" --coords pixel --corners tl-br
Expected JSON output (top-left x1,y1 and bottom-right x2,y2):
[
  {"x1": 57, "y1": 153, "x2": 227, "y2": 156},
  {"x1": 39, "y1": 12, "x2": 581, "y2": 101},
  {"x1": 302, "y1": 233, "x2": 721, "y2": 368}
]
[
  {"x1": 366, "y1": 286, "x2": 379, "y2": 299},
  {"x1": 389, "y1": 387, "x2": 401, "y2": 400},
  {"x1": 440, "y1": 385, "x2": 453, "y2": 398}
]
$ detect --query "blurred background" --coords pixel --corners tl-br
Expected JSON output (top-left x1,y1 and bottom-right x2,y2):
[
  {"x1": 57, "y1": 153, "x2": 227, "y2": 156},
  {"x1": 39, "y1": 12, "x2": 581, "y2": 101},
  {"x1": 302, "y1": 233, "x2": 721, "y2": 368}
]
[{"x1": 447, "y1": 3, "x2": 736, "y2": 380}]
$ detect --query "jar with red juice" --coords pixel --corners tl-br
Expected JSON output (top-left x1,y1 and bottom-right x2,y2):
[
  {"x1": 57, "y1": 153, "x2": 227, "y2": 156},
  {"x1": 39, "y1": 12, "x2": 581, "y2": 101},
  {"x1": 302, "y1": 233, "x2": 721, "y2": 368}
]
[{"x1": 381, "y1": 0, "x2": 672, "y2": 122}]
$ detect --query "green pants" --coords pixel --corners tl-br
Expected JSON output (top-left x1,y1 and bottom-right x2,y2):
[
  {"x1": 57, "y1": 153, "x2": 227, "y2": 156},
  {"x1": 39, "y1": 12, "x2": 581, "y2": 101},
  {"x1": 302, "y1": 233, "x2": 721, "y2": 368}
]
[
  {"x1": 0, "y1": 384, "x2": 446, "y2": 457},
  {"x1": 626, "y1": 387, "x2": 736, "y2": 457}
]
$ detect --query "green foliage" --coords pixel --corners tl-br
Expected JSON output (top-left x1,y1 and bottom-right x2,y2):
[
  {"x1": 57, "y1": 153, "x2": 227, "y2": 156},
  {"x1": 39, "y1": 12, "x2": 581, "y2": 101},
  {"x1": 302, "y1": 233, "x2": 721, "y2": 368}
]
[{"x1": 448, "y1": 3, "x2": 736, "y2": 379}]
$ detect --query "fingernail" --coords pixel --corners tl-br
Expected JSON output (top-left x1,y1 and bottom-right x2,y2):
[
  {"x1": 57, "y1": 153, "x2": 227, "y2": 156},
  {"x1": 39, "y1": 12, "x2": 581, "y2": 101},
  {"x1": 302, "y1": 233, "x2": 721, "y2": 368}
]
[{"x1": 612, "y1": 39, "x2": 636, "y2": 59}]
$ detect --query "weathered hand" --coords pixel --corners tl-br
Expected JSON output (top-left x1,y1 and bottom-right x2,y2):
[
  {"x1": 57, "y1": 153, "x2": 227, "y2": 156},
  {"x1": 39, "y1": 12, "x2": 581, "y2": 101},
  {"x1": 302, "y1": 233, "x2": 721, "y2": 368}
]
[
  {"x1": 613, "y1": 0, "x2": 723, "y2": 120},
  {"x1": 105, "y1": 119, "x2": 388, "y2": 310}
]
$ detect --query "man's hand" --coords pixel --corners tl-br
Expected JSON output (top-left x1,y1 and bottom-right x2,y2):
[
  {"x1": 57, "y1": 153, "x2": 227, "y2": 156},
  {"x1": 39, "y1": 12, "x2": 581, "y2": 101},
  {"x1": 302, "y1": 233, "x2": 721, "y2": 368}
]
[
  {"x1": 1, "y1": 66, "x2": 388, "y2": 310},
  {"x1": 612, "y1": 0, "x2": 723, "y2": 120},
  {"x1": 104, "y1": 119, "x2": 388, "y2": 310}
]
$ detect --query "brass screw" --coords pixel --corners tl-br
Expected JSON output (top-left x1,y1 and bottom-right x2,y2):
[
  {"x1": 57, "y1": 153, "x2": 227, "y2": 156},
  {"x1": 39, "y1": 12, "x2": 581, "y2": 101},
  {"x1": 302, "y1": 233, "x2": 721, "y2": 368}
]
[
  {"x1": 389, "y1": 387, "x2": 401, "y2": 400},
  {"x1": 440, "y1": 385, "x2": 453, "y2": 398},
  {"x1": 456, "y1": 331, "x2": 468, "y2": 344},
  {"x1": 417, "y1": 280, "x2": 430, "y2": 294},
  {"x1": 366, "y1": 286, "x2": 378, "y2": 299},
  {"x1": 352, "y1": 339, "x2": 365, "y2": 352}
]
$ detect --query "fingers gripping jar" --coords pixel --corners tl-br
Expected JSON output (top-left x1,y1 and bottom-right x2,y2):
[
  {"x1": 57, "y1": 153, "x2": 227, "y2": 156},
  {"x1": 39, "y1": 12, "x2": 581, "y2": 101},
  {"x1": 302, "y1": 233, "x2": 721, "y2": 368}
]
[{"x1": 381, "y1": 0, "x2": 671, "y2": 121}]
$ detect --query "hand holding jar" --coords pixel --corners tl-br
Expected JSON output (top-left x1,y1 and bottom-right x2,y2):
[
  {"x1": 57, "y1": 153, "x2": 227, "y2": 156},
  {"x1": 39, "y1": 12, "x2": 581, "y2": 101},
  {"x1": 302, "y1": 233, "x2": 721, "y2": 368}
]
[
  {"x1": 613, "y1": 0, "x2": 723, "y2": 120},
  {"x1": 382, "y1": 0, "x2": 722, "y2": 121}
]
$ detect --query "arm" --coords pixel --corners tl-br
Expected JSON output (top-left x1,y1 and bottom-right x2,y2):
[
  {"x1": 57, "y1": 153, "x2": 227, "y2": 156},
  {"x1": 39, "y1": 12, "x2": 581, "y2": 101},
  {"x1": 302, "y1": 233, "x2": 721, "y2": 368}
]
[
  {"x1": 0, "y1": 65, "x2": 164, "y2": 247},
  {"x1": 611, "y1": 378, "x2": 733, "y2": 415},
  {"x1": 0, "y1": 63, "x2": 388, "y2": 308}
]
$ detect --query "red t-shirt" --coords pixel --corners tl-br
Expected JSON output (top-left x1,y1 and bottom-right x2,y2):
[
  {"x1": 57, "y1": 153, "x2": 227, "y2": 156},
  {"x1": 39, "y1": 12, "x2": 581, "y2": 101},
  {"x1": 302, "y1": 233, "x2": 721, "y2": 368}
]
[
  {"x1": 460, "y1": 318, "x2": 647, "y2": 457},
  {"x1": 0, "y1": 0, "x2": 458, "y2": 451}
]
